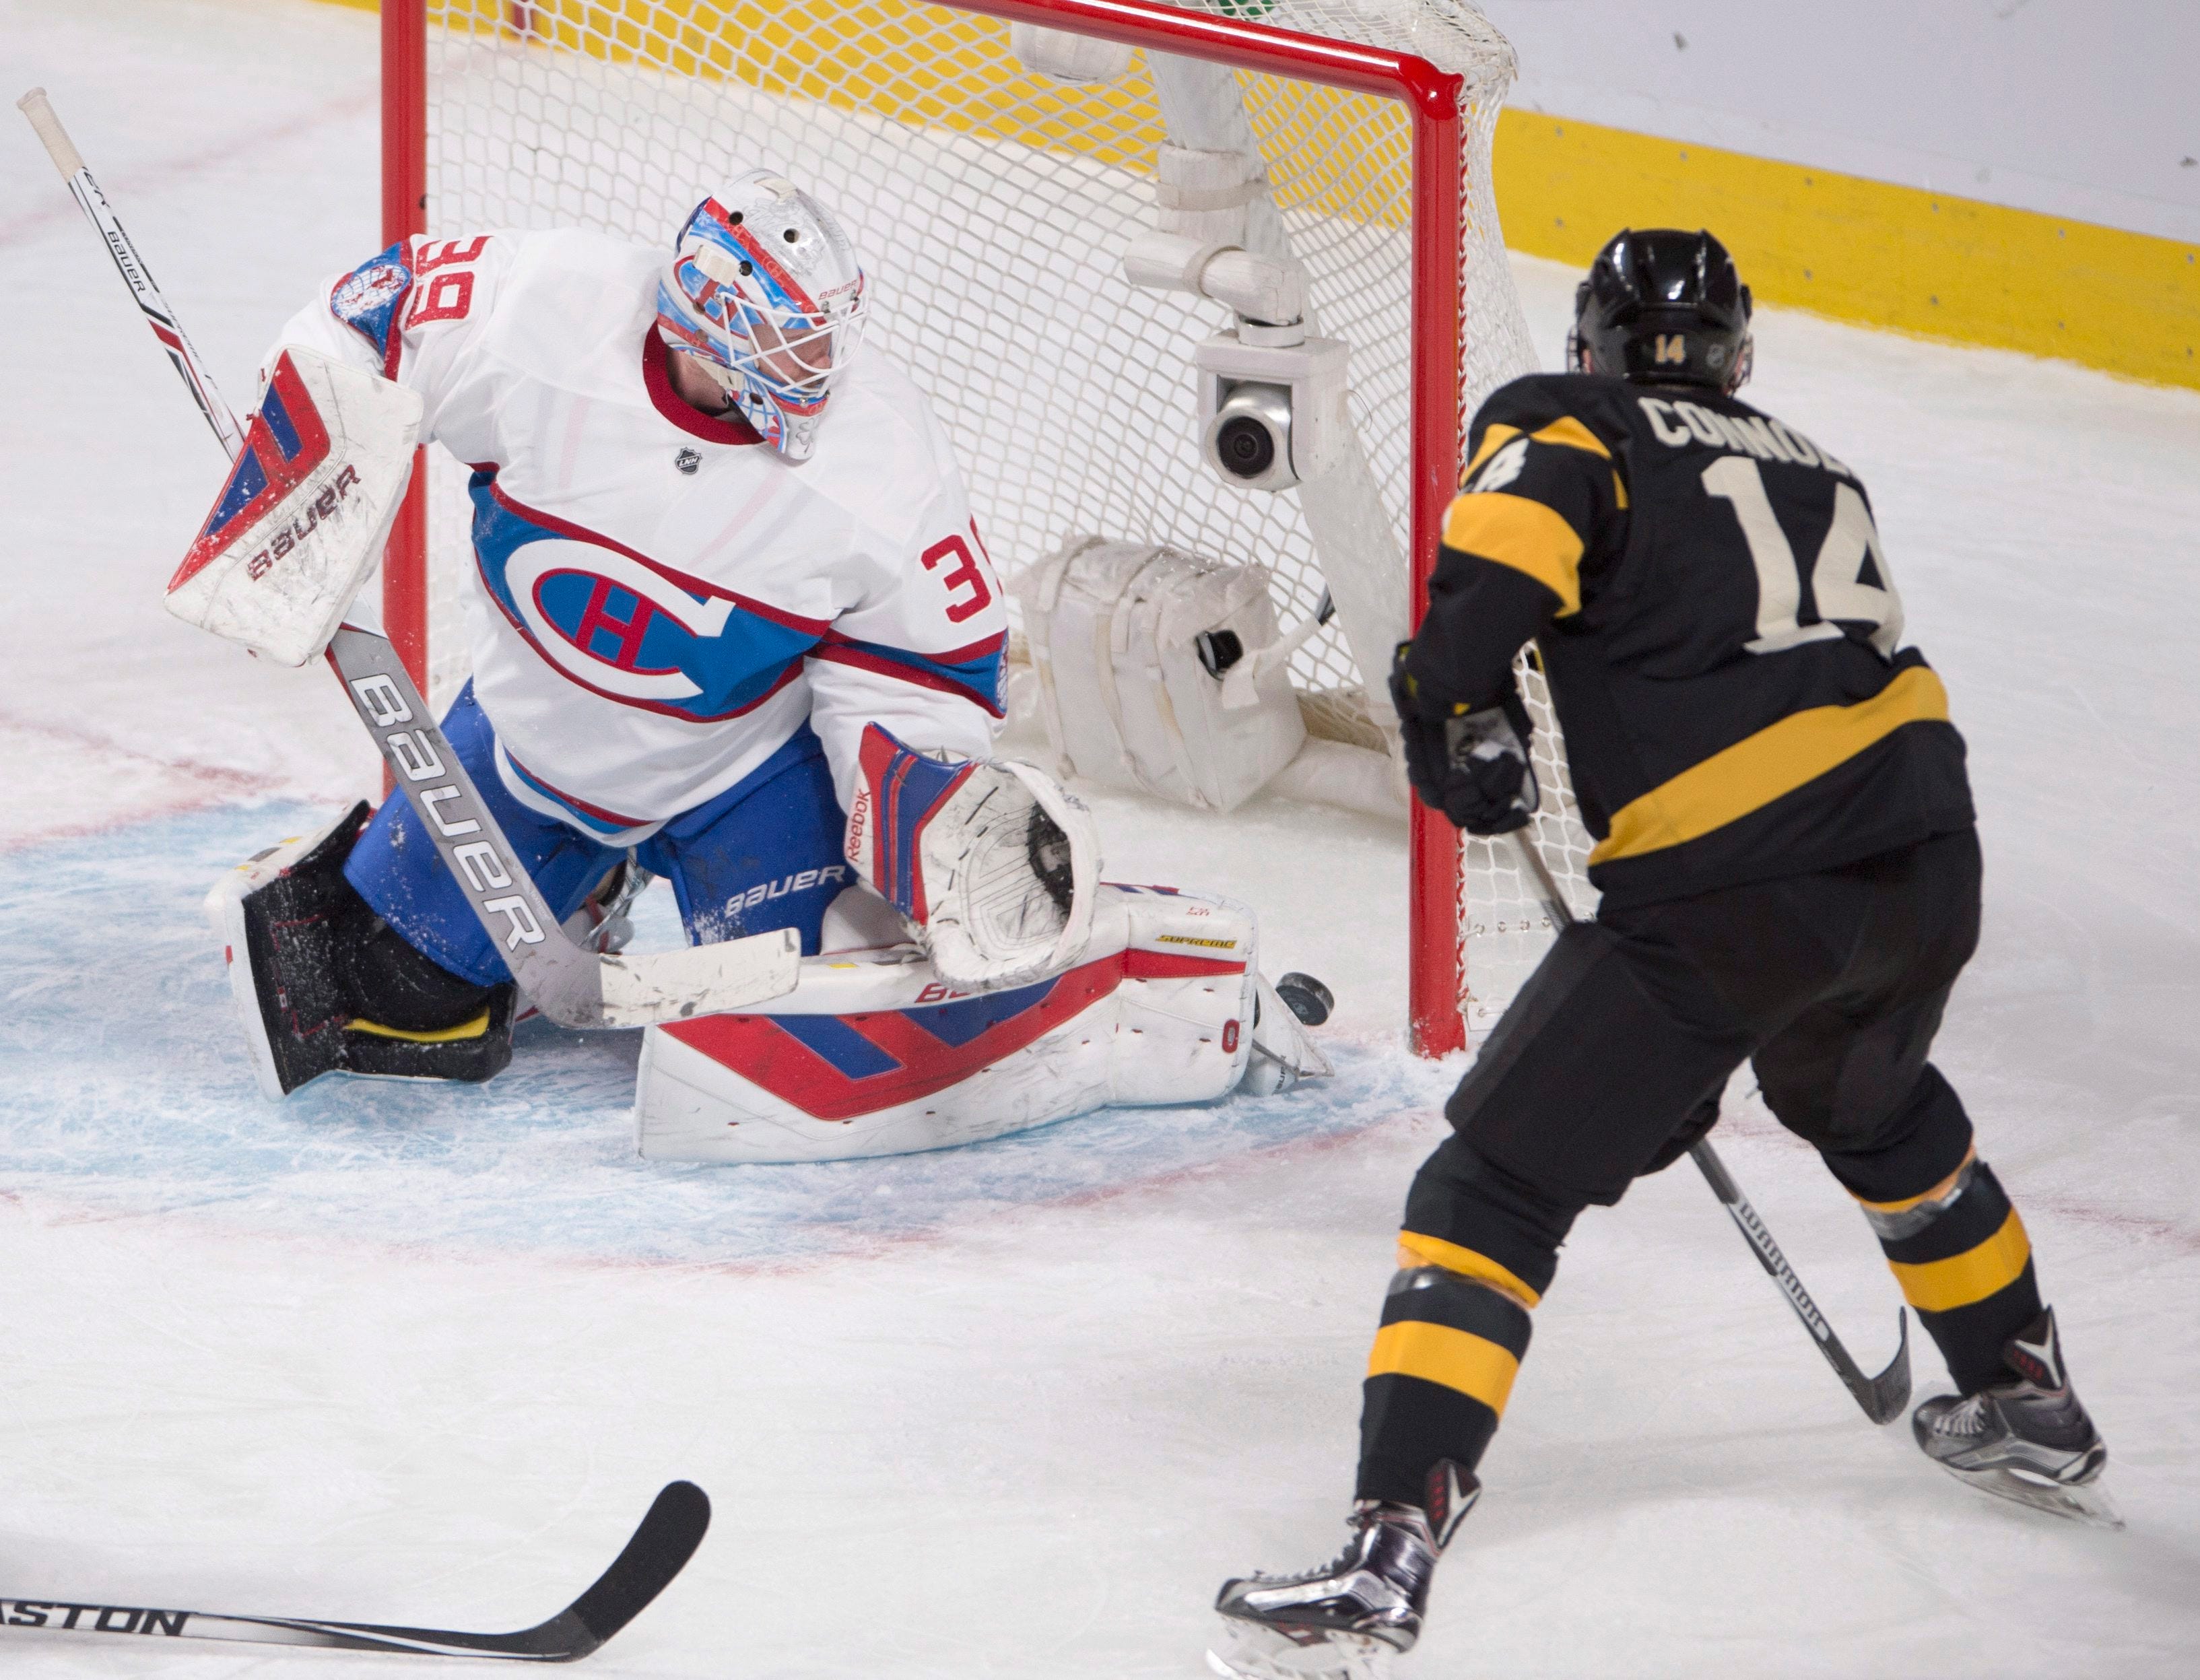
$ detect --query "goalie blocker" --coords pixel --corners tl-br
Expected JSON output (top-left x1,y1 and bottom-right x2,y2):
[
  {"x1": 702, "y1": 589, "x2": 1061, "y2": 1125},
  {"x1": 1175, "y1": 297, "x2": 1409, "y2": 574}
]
[{"x1": 168, "y1": 347, "x2": 421, "y2": 665}]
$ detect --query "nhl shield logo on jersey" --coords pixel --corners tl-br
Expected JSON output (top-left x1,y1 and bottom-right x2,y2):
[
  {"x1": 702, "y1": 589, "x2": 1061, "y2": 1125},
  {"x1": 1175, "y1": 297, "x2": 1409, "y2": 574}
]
[{"x1": 674, "y1": 446, "x2": 701, "y2": 475}]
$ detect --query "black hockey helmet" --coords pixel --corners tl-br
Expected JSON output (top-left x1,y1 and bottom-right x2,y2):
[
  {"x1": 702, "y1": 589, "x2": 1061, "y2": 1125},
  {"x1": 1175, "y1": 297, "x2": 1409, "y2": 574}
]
[{"x1": 1568, "y1": 228, "x2": 1753, "y2": 392}]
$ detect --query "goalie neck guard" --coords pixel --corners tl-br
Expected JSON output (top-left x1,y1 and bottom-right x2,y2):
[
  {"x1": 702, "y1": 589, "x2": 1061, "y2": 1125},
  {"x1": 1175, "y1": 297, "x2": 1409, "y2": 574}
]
[
  {"x1": 1568, "y1": 227, "x2": 1753, "y2": 393},
  {"x1": 655, "y1": 170, "x2": 869, "y2": 463}
]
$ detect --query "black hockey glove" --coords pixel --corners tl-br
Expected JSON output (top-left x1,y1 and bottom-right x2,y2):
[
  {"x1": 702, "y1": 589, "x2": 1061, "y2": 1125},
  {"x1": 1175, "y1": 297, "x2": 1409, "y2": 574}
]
[{"x1": 1389, "y1": 643, "x2": 1539, "y2": 835}]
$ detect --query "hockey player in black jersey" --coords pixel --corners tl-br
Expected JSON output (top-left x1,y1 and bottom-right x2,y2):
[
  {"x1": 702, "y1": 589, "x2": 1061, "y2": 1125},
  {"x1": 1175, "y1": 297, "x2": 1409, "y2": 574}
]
[{"x1": 1210, "y1": 230, "x2": 2111, "y2": 1680}]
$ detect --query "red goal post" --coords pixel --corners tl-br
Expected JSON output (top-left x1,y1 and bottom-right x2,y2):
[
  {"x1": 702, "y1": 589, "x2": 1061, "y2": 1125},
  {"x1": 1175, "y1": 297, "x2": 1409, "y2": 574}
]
[{"x1": 376, "y1": 0, "x2": 1535, "y2": 1057}]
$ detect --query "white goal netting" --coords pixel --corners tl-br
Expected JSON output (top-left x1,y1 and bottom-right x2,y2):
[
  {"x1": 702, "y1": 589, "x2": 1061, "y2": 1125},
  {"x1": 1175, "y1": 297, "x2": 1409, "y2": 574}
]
[{"x1": 413, "y1": 0, "x2": 1596, "y2": 1038}]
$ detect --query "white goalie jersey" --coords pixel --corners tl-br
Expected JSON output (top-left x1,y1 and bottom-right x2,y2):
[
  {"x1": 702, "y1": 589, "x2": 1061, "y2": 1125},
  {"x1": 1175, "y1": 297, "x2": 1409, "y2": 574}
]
[{"x1": 267, "y1": 228, "x2": 1006, "y2": 839}]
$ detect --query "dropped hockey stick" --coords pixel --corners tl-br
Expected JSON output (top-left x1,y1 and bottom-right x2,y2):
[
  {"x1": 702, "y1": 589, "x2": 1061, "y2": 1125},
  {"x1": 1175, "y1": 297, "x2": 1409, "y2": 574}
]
[
  {"x1": 0, "y1": 1479, "x2": 710, "y2": 1661},
  {"x1": 18, "y1": 88, "x2": 801, "y2": 1030},
  {"x1": 1508, "y1": 828, "x2": 1912, "y2": 1425}
]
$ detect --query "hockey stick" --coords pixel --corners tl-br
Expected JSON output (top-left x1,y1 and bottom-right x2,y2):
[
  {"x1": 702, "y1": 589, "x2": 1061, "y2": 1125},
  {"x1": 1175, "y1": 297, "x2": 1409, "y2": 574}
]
[
  {"x1": 18, "y1": 88, "x2": 801, "y2": 1030},
  {"x1": 13, "y1": 90, "x2": 243, "y2": 461},
  {"x1": 1507, "y1": 828, "x2": 1912, "y2": 1425},
  {"x1": 0, "y1": 1480, "x2": 709, "y2": 1662}
]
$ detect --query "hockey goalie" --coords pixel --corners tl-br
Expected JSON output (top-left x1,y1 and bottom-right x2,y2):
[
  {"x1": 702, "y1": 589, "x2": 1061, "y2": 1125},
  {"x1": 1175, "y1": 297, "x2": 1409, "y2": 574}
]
[{"x1": 199, "y1": 170, "x2": 1329, "y2": 1162}]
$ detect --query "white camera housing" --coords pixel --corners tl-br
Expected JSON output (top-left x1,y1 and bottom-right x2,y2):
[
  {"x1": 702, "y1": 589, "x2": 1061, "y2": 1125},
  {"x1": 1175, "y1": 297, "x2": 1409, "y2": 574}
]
[{"x1": 1195, "y1": 329, "x2": 1349, "y2": 493}]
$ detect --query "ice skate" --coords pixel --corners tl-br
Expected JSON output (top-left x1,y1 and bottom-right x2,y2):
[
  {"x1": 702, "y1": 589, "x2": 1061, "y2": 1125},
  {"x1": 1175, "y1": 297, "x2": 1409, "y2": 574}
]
[
  {"x1": 1210, "y1": 1469, "x2": 1473, "y2": 1680},
  {"x1": 1912, "y1": 1308, "x2": 2120, "y2": 1528},
  {"x1": 207, "y1": 803, "x2": 514, "y2": 1098}
]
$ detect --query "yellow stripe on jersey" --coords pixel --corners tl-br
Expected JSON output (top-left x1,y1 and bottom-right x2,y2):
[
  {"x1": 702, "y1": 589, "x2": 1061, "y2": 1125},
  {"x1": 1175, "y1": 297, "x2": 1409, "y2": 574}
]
[
  {"x1": 1366, "y1": 1320, "x2": 1523, "y2": 1414},
  {"x1": 1462, "y1": 418, "x2": 1609, "y2": 491},
  {"x1": 1397, "y1": 1230, "x2": 1543, "y2": 1308},
  {"x1": 1590, "y1": 666, "x2": 1951, "y2": 865},
  {"x1": 1441, "y1": 492, "x2": 1585, "y2": 615},
  {"x1": 1888, "y1": 1209, "x2": 2033, "y2": 1313},
  {"x1": 346, "y1": 1009, "x2": 493, "y2": 1044},
  {"x1": 1529, "y1": 415, "x2": 1610, "y2": 459},
  {"x1": 1460, "y1": 423, "x2": 1522, "y2": 482}
]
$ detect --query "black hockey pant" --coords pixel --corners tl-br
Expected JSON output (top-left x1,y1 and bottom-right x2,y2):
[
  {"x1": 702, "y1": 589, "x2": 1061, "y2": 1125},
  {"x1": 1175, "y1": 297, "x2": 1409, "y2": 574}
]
[{"x1": 1358, "y1": 826, "x2": 2045, "y2": 1506}]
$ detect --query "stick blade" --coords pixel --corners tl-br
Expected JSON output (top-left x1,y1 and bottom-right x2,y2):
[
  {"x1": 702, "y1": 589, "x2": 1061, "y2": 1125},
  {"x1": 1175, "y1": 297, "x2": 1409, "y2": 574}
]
[
  {"x1": 550, "y1": 1481, "x2": 712, "y2": 1658},
  {"x1": 1857, "y1": 1308, "x2": 1913, "y2": 1424},
  {"x1": 593, "y1": 929, "x2": 801, "y2": 1027}
]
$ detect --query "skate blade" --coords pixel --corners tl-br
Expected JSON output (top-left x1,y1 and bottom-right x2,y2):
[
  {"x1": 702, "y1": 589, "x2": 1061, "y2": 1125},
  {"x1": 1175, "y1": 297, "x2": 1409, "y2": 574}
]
[
  {"x1": 1207, "y1": 1619, "x2": 1393, "y2": 1680},
  {"x1": 1938, "y1": 1462, "x2": 2126, "y2": 1530}
]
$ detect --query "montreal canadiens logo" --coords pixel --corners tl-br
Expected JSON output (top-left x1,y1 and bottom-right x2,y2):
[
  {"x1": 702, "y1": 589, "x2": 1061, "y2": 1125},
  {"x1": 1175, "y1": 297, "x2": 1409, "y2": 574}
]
[{"x1": 504, "y1": 541, "x2": 733, "y2": 704}]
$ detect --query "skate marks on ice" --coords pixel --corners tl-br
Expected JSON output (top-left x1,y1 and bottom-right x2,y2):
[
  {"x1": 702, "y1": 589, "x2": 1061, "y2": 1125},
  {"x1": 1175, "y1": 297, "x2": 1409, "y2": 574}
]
[
  {"x1": 0, "y1": 803, "x2": 1442, "y2": 1266},
  {"x1": 0, "y1": 712, "x2": 284, "y2": 850}
]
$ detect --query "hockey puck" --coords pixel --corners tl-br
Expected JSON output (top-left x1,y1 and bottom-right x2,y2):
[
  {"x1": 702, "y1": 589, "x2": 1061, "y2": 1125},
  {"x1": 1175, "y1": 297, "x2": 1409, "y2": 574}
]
[{"x1": 1273, "y1": 971, "x2": 1333, "y2": 1028}]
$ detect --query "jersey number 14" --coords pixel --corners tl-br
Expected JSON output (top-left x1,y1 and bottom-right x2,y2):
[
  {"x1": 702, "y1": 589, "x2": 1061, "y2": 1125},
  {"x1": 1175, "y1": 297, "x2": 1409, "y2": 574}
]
[{"x1": 1702, "y1": 457, "x2": 1904, "y2": 659}]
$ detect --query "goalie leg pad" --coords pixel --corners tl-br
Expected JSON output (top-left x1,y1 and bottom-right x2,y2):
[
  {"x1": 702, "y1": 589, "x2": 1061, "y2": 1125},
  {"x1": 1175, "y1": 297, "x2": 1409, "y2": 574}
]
[
  {"x1": 635, "y1": 884, "x2": 1259, "y2": 1163},
  {"x1": 207, "y1": 803, "x2": 515, "y2": 1098}
]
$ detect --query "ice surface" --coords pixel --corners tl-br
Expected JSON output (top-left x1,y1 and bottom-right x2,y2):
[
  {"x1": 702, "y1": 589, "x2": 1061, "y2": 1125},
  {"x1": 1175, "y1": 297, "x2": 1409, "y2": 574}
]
[{"x1": 3, "y1": 2, "x2": 2197, "y2": 1675}]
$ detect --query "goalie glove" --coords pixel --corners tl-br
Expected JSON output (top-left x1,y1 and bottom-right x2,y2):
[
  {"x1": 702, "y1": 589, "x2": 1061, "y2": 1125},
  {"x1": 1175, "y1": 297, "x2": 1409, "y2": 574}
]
[
  {"x1": 1389, "y1": 642, "x2": 1539, "y2": 836},
  {"x1": 846, "y1": 724, "x2": 1100, "y2": 990}
]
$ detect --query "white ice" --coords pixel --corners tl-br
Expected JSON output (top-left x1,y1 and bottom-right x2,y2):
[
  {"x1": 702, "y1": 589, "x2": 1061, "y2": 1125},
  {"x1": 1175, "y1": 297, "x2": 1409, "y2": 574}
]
[{"x1": 2, "y1": 2, "x2": 2197, "y2": 1675}]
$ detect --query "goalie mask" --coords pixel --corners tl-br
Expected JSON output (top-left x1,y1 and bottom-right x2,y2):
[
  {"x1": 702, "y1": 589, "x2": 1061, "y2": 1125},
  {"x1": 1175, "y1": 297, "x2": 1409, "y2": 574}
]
[{"x1": 656, "y1": 172, "x2": 869, "y2": 463}]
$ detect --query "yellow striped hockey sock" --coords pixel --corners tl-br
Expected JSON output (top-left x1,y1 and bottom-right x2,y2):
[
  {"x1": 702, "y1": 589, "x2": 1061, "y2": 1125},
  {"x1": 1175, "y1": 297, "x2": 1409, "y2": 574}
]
[
  {"x1": 1356, "y1": 1236, "x2": 1536, "y2": 1508},
  {"x1": 1862, "y1": 1157, "x2": 2041, "y2": 1395}
]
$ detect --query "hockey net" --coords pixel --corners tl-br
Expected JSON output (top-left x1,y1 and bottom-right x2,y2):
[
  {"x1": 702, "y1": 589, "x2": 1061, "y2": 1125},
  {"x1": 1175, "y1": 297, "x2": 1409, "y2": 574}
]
[{"x1": 391, "y1": 0, "x2": 1597, "y2": 1050}]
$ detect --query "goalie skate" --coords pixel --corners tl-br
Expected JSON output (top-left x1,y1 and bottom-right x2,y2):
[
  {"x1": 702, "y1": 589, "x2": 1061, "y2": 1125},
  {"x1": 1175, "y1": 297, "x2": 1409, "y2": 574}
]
[
  {"x1": 1912, "y1": 1307, "x2": 2121, "y2": 1528},
  {"x1": 207, "y1": 804, "x2": 514, "y2": 1098}
]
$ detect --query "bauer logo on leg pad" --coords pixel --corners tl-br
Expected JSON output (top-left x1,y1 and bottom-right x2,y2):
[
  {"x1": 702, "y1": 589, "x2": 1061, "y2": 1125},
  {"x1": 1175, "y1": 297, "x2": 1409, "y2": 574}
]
[{"x1": 167, "y1": 347, "x2": 422, "y2": 665}]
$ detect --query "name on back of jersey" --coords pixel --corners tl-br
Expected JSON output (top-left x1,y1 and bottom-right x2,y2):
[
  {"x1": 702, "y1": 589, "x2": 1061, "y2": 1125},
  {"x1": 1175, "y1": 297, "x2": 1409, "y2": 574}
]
[{"x1": 1635, "y1": 395, "x2": 1852, "y2": 477}]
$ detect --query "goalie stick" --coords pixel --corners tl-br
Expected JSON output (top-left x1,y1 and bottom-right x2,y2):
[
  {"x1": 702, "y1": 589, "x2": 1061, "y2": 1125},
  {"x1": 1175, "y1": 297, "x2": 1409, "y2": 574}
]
[
  {"x1": 17, "y1": 87, "x2": 801, "y2": 1031},
  {"x1": 0, "y1": 1480, "x2": 710, "y2": 1662},
  {"x1": 1509, "y1": 828, "x2": 1912, "y2": 1425}
]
